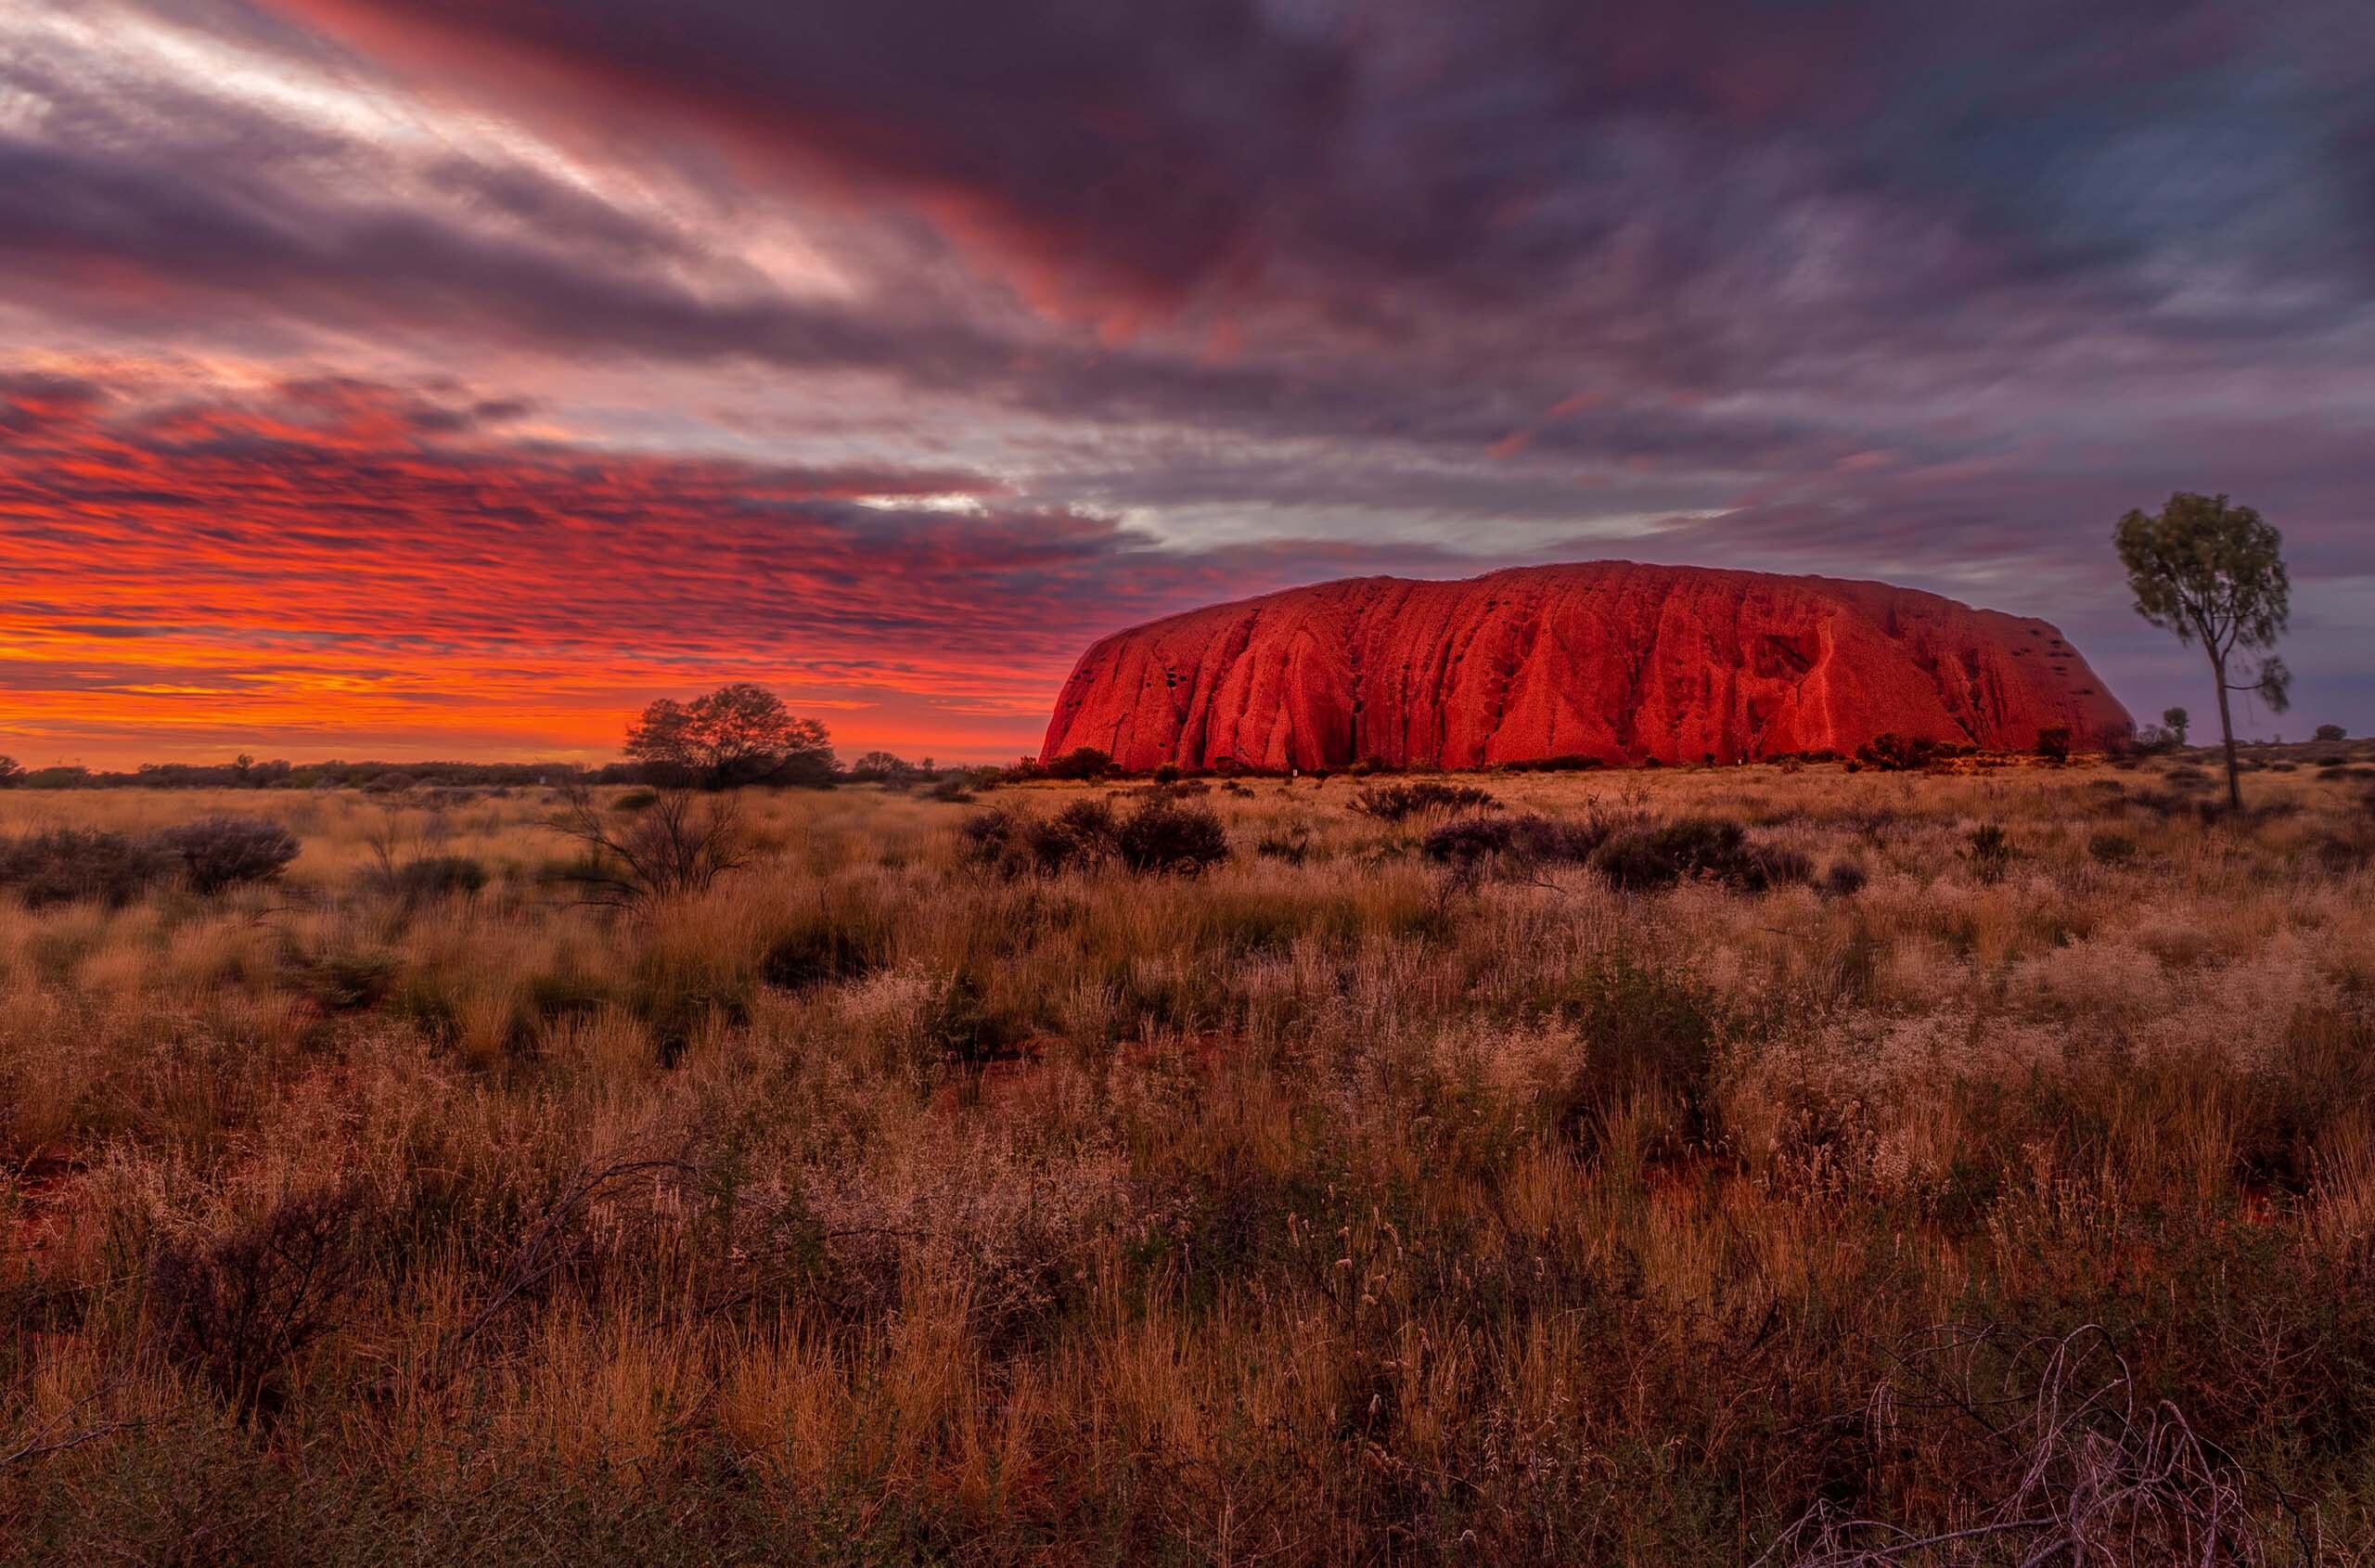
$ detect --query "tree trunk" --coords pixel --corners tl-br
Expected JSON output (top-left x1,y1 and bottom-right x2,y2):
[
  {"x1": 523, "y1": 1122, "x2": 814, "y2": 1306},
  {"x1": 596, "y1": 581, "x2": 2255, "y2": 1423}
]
[{"x1": 2212, "y1": 649, "x2": 2241, "y2": 812}]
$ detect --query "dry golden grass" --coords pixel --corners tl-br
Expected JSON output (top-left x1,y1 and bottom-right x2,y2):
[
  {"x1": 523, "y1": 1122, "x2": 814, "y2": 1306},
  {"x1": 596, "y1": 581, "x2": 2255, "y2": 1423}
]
[{"x1": 3, "y1": 751, "x2": 2373, "y2": 1563}]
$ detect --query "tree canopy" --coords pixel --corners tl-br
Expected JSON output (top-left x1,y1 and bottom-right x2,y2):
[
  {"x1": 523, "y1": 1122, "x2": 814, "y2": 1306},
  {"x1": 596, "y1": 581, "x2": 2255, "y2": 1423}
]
[
  {"x1": 624, "y1": 684, "x2": 835, "y2": 788},
  {"x1": 2113, "y1": 493, "x2": 2290, "y2": 808}
]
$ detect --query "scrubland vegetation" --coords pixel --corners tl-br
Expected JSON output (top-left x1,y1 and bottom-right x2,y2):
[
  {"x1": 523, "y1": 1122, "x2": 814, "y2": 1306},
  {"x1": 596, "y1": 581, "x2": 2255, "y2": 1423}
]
[{"x1": 5, "y1": 747, "x2": 2375, "y2": 1563}]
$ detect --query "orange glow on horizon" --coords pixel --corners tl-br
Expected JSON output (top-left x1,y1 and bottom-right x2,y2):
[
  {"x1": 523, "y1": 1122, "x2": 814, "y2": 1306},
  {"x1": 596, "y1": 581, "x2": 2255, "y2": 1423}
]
[{"x1": 0, "y1": 375, "x2": 1100, "y2": 767}]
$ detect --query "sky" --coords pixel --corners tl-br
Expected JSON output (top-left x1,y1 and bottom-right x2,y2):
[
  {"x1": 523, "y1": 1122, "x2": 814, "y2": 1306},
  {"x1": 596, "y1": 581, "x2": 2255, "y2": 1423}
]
[{"x1": 2, "y1": 0, "x2": 2370, "y2": 766}]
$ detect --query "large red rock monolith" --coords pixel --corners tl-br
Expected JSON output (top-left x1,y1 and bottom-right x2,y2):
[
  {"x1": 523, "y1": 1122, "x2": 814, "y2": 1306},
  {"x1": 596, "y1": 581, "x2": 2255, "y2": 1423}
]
[{"x1": 1040, "y1": 562, "x2": 2131, "y2": 770}]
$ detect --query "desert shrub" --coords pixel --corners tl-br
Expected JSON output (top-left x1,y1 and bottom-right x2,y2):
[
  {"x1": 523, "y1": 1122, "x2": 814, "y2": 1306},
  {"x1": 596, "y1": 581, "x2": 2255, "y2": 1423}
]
[
  {"x1": 0, "y1": 827, "x2": 174, "y2": 906},
  {"x1": 2087, "y1": 831, "x2": 2140, "y2": 866},
  {"x1": 1551, "y1": 951, "x2": 1722, "y2": 1150},
  {"x1": 2163, "y1": 765, "x2": 2215, "y2": 789},
  {"x1": 361, "y1": 771, "x2": 415, "y2": 794},
  {"x1": 1498, "y1": 753, "x2": 1605, "y2": 773},
  {"x1": 611, "y1": 788, "x2": 660, "y2": 813},
  {"x1": 963, "y1": 797, "x2": 1222, "y2": 877},
  {"x1": 1820, "y1": 859, "x2": 1868, "y2": 897},
  {"x1": 1151, "y1": 763, "x2": 1182, "y2": 784},
  {"x1": 552, "y1": 785, "x2": 744, "y2": 906},
  {"x1": 1042, "y1": 747, "x2": 1115, "y2": 781},
  {"x1": 1030, "y1": 799, "x2": 1120, "y2": 873},
  {"x1": 959, "y1": 804, "x2": 1029, "y2": 871},
  {"x1": 154, "y1": 815, "x2": 301, "y2": 893},
  {"x1": 760, "y1": 925, "x2": 878, "y2": 991},
  {"x1": 1350, "y1": 780, "x2": 1498, "y2": 821},
  {"x1": 1421, "y1": 812, "x2": 1607, "y2": 873},
  {"x1": 150, "y1": 1184, "x2": 367, "y2": 1420},
  {"x1": 375, "y1": 855, "x2": 489, "y2": 902},
  {"x1": 931, "y1": 769, "x2": 997, "y2": 803},
  {"x1": 302, "y1": 947, "x2": 401, "y2": 1011},
  {"x1": 2034, "y1": 726, "x2": 2073, "y2": 762},
  {"x1": 1591, "y1": 816, "x2": 1808, "y2": 893},
  {"x1": 2315, "y1": 724, "x2": 2348, "y2": 742},
  {"x1": 1856, "y1": 733, "x2": 1947, "y2": 771},
  {"x1": 1255, "y1": 822, "x2": 1315, "y2": 865},
  {"x1": 923, "y1": 970, "x2": 1018, "y2": 1065},
  {"x1": 1964, "y1": 822, "x2": 2016, "y2": 881},
  {"x1": 1113, "y1": 798, "x2": 1229, "y2": 875}
]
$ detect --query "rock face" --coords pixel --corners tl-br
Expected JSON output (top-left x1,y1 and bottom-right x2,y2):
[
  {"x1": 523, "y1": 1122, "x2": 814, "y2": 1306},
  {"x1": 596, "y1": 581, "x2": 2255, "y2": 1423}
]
[{"x1": 1040, "y1": 562, "x2": 2132, "y2": 770}]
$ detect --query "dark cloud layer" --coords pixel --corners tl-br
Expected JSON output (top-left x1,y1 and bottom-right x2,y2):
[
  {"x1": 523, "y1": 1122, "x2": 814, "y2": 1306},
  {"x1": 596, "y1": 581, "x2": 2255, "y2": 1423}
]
[{"x1": 0, "y1": 0, "x2": 2369, "y2": 757}]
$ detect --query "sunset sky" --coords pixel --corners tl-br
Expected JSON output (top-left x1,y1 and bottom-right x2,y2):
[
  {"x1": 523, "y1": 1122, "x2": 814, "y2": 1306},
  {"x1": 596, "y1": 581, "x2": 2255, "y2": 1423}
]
[{"x1": 4, "y1": 0, "x2": 2371, "y2": 765}]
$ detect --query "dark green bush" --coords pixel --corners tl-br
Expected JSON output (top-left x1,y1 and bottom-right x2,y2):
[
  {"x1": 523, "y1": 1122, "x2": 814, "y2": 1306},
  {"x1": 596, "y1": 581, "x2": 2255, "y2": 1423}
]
[
  {"x1": 1029, "y1": 799, "x2": 1120, "y2": 873},
  {"x1": 1421, "y1": 812, "x2": 1607, "y2": 871},
  {"x1": 1856, "y1": 733, "x2": 1949, "y2": 771},
  {"x1": 963, "y1": 797, "x2": 1226, "y2": 877},
  {"x1": 1350, "y1": 780, "x2": 1498, "y2": 821},
  {"x1": 761, "y1": 925, "x2": 879, "y2": 991},
  {"x1": 2087, "y1": 831, "x2": 2140, "y2": 866},
  {"x1": 1042, "y1": 747, "x2": 1116, "y2": 781},
  {"x1": 1821, "y1": 859, "x2": 1868, "y2": 897},
  {"x1": 1591, "y1": 816, "x2": 1808, "y2": 893},
  {"x1": 376, "y1": 855, "x2": 489, "y2": 902},
  {"x1": 1965, "y1": 822, "x2": 2016, "y2": 881},
  {"x1": 1255, "y1": 823, "x2": 1314, "y2": 865},
  {"x1": 1113, "y1": 798, "x2": 1228, "y2": 875},
  {"x1": 156, "y1": 816, "x2": 301, "y2": 893},
  {"x1": 0, "y1": 827, "x2": 174, "y2": 906}
]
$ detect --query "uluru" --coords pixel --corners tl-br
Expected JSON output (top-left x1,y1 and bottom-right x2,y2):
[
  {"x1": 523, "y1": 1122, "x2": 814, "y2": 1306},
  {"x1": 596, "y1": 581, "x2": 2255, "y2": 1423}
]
[{"x1": 1041, "y1": 562, "x2": 2132, "y2": 771}]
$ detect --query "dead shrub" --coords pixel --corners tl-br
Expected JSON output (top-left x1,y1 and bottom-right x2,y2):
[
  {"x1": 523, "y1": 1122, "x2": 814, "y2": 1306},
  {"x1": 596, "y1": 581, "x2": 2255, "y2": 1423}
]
[
  {"x1": 1760, "y1": 1325, "x2": 2290, "y2": 1567},
  {"x1": 552, "y1": 783, "x2": 745, "y2": 906},
  {"x1": 150, "y1": 1185, "x2": 369, "y2": 1422}
]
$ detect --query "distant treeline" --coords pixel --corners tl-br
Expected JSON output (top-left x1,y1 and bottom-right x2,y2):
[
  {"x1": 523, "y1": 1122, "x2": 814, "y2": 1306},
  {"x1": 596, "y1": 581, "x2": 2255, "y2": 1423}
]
[
  {"x1": 0, "y1": 752, "x2": 974, "y2": 792},
  {"x1": 0, "y1": 758, "x2": 649, "y2": 791}
]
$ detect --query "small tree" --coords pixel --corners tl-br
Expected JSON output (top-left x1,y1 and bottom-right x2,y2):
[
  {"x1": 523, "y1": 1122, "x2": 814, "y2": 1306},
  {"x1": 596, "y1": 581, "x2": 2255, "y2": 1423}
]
[
  {"x1": 2313, "y1": 724, "x2": 2347, "y2": 744},
  {"x1": 624, "y1": 683, "x2": 834, "y2": 789},
  {"x1": 2161, "y1": 707, "x2": 2189, "y2": 746},
  {"x1": 2114, "y1": 494, "x2": 2291, "y2": 811},
  {"x1": 0, "y1": 755, "x2": 20, "y2": 789}
]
